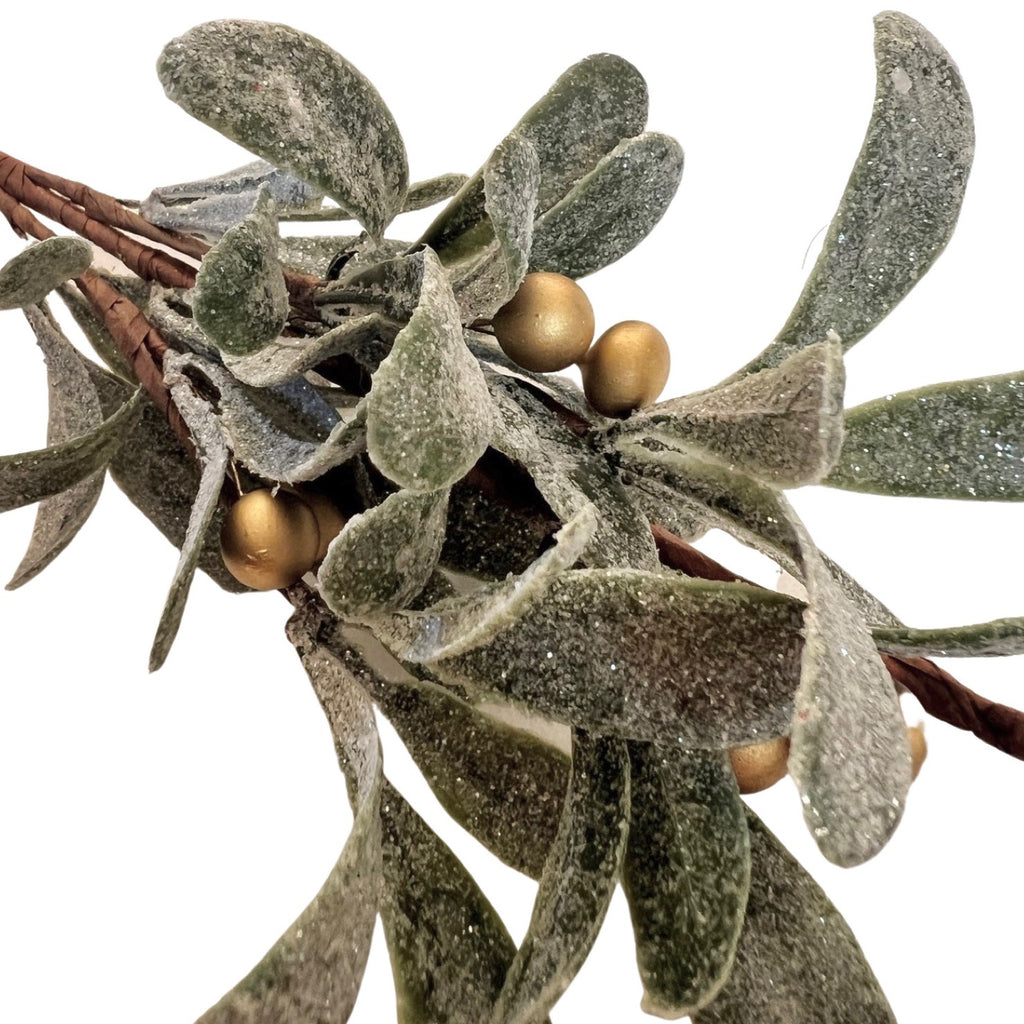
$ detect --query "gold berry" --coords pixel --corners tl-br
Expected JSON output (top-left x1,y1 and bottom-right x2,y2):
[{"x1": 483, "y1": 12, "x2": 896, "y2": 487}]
[
  {"x1": 729, "y1": 736, "x2": 791, "y2": 794},
  {"x1": 301, "y1": 491, "x2": 348, "y2": 562},
  {"x1": 580, "y1": 320, "x2": 670, "y2": 417},
  {"x1": 907, "y1": 724, "x2": 927, "y2": 781},
  {"x1": 220, "y1": 489, "x2": 320, "y2": 591},
  {"x1": 490, "y1": 272, "x2": 595, "y2": 372}
]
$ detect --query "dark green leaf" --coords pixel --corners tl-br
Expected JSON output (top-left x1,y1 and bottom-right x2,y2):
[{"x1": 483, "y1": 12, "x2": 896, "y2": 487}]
[
  {"x1": 159, "y1": 21, "x2": 408, "y2": 237},
  {"x1": 530, "y1": 132, "x2": 683, "y2": 279},
  {"x1": 736, "y1": 12, "x2": 974, "y2": 376},
  {"x1": 622, "y1": 745, "x2": 749, "y2": 1018},
  {"x1": 0, "y1": 237, "x2": 92, "y2": 310},
  {"x1": 825, "y1": 372, "x2": 1024, "y2": 499},
  {"x1": 873, "y1": 616, "x2": 1024, "y2": 658}
]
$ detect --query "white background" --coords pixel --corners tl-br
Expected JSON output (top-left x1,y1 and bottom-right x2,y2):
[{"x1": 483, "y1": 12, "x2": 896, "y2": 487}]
[{"x1": 1, "y1": 2, "x2": 1021, "y2": 1022}]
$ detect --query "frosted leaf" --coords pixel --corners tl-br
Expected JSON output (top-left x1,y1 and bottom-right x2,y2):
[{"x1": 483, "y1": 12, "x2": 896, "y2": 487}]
[
  {"x1": 530, "y1": 132, "x2": 684, "y2": 279},
  {"x1": 277, "y1": 234, "x2": 359, "y2": 276},
  {"x1": 0, "y1": 237, "x2": 92, "y2": 310},
  {"x1": 620, "y1": 471, "x2": 709, "y2": 543},
  {"x1": 873, "y1": 616, "x2": 1024, "y2": 658},
  {"x1": 783, "y1": 502, "x2": 911, "y2": 867},
  {"x1": 0, "y1": 389, "x2": 142, "y2": 514},
  {"x1": 193, "y1": 188, "x2": 289, "y2": 355},
  {"x1": 147, "y1": 288, "x2": 221, "y2": 361},
  {"x1": 427, "y1": 569, "x2": 805, "y2": 746},
  {"x1": 825, "y1": 372, "x2": 1024, "y2": 499},
  {"x1": 377, "y1": 504, "x2": 596, "y2": 663},
  {"x1": 142, "y1": 159, "x2": 323, "y2": 238},
  {"x1": 149, "y1": 355, "x2": 229, "y2": 671},
  {"x1": 694, "y1": 810, "x2": 896, "y2": 1024},
  {"x1": 7, "y1": 308, "x2": 105, "y2": 589},
  {"x1": 450, "y1": 132, "x2": 539, "y2": 321},
  {"x1": 319, "y1": 487, "x2": 448, "y2": 619},
  {"x1": 380, "y1": 784, "x2": 529, "y2": 1024},
  {"x1": 403, "y1": 173, "x2": 469, "y2": 212},
  {"x1": 366, "y1": 249, "x2": 493, "y2": 491},
  {"x1": 622, "y1": 745, "x2": 750, "y2": 1017},
  {"x1": 321, "y1": 252, "x2": 425, "y2": 322},
  {"x1": 197, "y1": 609, "x2": 383, "y2": 1023},
  {"x1": 492, "y1": 731, "x2": 629, "y2": 1024},
  {"x1": 635, "y1": 340, "x2": 845, "y2": 487},
  {"x1": 736, "y1": 12, "x2": 974, "y2": 377},
  {"x1": 158, "y1": 21, "x2": 408, "y2": 237},
  {"x1": 420, "y1": 53, "x2": 647, "y2": 254},
  {"x1": 489, "y1": 376, "x2": 658, "y2": 570}
]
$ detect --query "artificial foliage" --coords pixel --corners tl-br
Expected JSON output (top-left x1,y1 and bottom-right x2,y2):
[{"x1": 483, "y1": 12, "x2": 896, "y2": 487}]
[{"x1": 1, "y1": 11, "x2": 1022, "y2": 1023}]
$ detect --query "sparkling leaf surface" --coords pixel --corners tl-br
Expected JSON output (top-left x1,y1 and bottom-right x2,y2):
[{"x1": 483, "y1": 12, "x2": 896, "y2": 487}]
[
  {"x1": 7, "y1": 306, "x2": 104, "y2": 588},
  {"x1": 694, "y1": 810, "x2": 897, "y2": 1024},
  {"x1": 492, "y1": 731, "x2": 629, "y2": 1024},
  {"x1": 736, "y1": 12, "x2": 974, "y2": 376},
  {"x1": 193, "y1": 188, "x2": 289, "y2": 355},
  {"x1": 158, "y1": 21, "x2": 408, "y2": 237},
  {"x1": 825, "y1": 372, "x2": 1024, "y2": 499},
  {"x1": 873, "y1": 616, "x2": 1024, "y2": 657},
  {"x1": 319, "y1": 488, "x2": 448, "y2": 619},
  {"x1": 622, "y1": 745, "x2": 750, "y2": 1018},
  {"x1": 530, "y1": 132, "x2": 683, "y2": 279},
  {"x1": 366, "y1": 249, "x2": 493, "y2": 491},
  {"x1": 0, "y1": 237, "x2": 92, "y2": 310},
  {"x1": 402, "y1": 174, "x2": 469, "y2": 212}
]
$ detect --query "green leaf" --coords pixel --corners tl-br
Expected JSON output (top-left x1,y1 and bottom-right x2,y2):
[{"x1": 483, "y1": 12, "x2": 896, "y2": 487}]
[
  {"x1": 622, "y1": 745, "x2": 750, "y2": 1018},
  {"x1": 158, "y1": 21, "x2": 408, "y2": 237},
  {"x1": 783, "y1": 504, "x2": 910, "y2": 867},
  {"x1": 735, "y1": 12, "x2": 974, "y2": 376},
  {"x1": 149, "y1": 356, "x2": 228, "y2": 671},
  {"x1": 694, "y1": 810, "x2": 896, "y2": 1024},
  {"x1": 380, "y1": 784, "x2": 534, "y2": 1024},
  {"x1": 197, "y1": 607, "x2": 383, "y2": 1023},
  {"x1": 420, "y1": 53, "x2": 647, "y2": 255},
  {"x1": 319, "y1": 488, "x2": 448, "y2": 619},
  {"x1": 366, "y1": 249, "x2": 494, "y2": 491},
  {"x1": 873, "y1": 616, "x2": 1024, "y2": 658},
  {"x1": 7, "y1": 306, "x2": 105, "y2": 589},
  {"x1": 492, "y1": 730, "x2": 629, "y2": 1024},
  {"x1": 403, "y1": 174, "x2": 469, "y2": 212},
  {"x1": 0, "y1": 237, "x2": 92, "y2": 310},
  {"x1": 530, "y1": 132, "x2": 683, "y2": 279},
  {"x1": 632, "y1": 339, "x2": 845, "y2": 488},
  {"x1": 825, "y1": 372, "x2": 1024, "y2": 499},
  {"x1": 0, "y1": 389, "x2": 143, "y2": 514}
]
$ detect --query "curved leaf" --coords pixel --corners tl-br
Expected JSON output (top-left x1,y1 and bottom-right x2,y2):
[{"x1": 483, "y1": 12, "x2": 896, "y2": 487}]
[
  {"x1": 0, "y1": 237, "x2": 92, "y2": 310},
  {"x1": 873, "y1": 616, "x2": 1024, "y2": 658},
  {"x1": 403, "y1": 174, "x2": 468, "y2": 212},
  {"x1": 158, "y1": 21, "x2": 408, "y2": 237}
]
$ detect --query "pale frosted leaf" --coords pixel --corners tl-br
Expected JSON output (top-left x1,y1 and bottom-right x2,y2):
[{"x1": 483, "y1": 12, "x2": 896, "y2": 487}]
[
  {"x1": 0, "y1": 237, "x2": 92, "y2": 310},
  {"x1": 736, "y1": 12, "x2": 973, "y2": 376},
  {"x1": 278, "y1": 234, "x2": 359, "y2": 276},
  {"x1": 783, "y1": 503, "x2": 910, "y2": 866},
  {"x1": 319, "y1": 488, "x2": 448, "y2": 619},
  {"x1": 403, "y1": 174, "x2": 468, "y2": 212},
  {"x1": 431, "y1": 569, "x2": 805, "y2": 746},
  {"x1": 193, "y1": 187, "x2": 289, "y2": 355},
  {"x1": 158, "y1": 21, "x2": 408, "y2": 237},
  {"x1": 420, "y1": 53, "x2": 647, "y2": 253},
  {"x1": 873, "y1": 617, "x2": 1024, "y2": 658},
  {"x1": 0, "y1": 390, "x2": 142, "y2": 514},
  {"x1": 825, "y1": 372, "x2": 1024, "y2": 499},
  {"x1": 197, "y1": 609, "x2": 383, "y2": 1024},
  {"x1": 530, "y1": 132, "x2": 683, "y2": 279},
  {"x1": 321, "y1": 252, "x2": 425, "y2": 322},
  {"x1": 694, "y1": 810, "x2": 896, "y2": 1024},
  {"x1": 8, "y1": 307, "x2": 104, "y2": 588},
  {"x1": 635, "y1": 340, "x2": 845, "y2": 487},
  {"x1": 622, "y1": 745, "x2": 749, "y2": 1018},
  {"x1": 492, "y1": 730, "x2": 629, "y2": 1024},
  {"x1": 366, "y1": 249, "x2": 493, "y2": 491},
  {"x1": 147, "y1": 288, "x2": 221, "y2": 361}
]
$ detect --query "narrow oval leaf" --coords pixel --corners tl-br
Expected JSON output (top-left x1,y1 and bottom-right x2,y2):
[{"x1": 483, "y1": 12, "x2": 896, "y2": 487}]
[
  {"x1": 0, "y1": 237, "x2": 92, "y2": 310},
  {"x1": 694, "y1": 810, "x2": 897, "y2": 1024},
  {"x1": 825, "y1": 372, "x2": 1024, "y2": 499},
  {"x1": 403, "y1": 173, "x2": 469, "y2": 212},
  {"x1": 193, "y1": 188, "x2": 289, "y2": 355},
  {"x1": 873, "y1": 616, "x2": 1024, "y2": 658},
  {"x1": 622, "y1": 745, "x2": 750, "y2": 1018},
  {"x1": 530, "y1": 132, "x2": 683, "y2": 279},
  {"x1": 492, "y1": 731, "x2": 629, "y2": 1024},
  {"x1": 366, "y1": 249, "x2": 494, "y2": 491},
  {"x1": 7, "y1": 306, "x2": 105, "y2": 588},
  {"x1": 319, "y1": 487, "x2": 448, "y2": 619},
  {"x1": 159, "y1": 21, "x2": 408, "y2": 237},
  {"x1": 197, "y1": 608, "x2": 383, "y2": 1023},
  {"x1": 736, "y1": 12, "x2": 974, "y2": 376},
  {"x1": 0, "y1": 389, "x2": 142, "y2": 514}
]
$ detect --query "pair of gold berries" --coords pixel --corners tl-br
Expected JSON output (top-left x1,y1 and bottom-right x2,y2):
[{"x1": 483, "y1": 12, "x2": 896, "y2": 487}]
[{"x1": 489, "y1": 272, "x2": 671, "y2": 417}]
